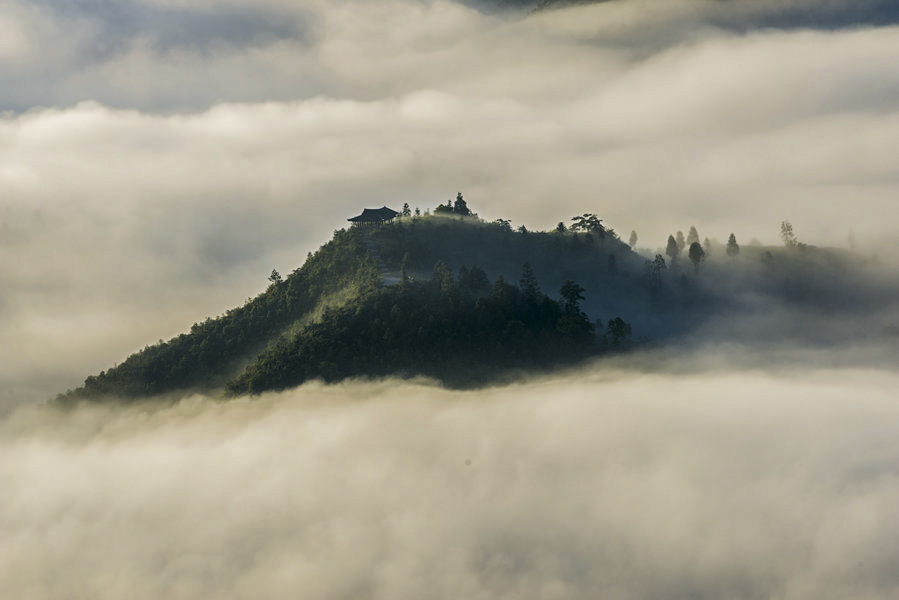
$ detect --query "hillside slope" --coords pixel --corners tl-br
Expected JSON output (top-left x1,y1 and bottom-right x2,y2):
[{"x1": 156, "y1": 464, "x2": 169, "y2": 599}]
[
  {"x1": 58, "y1": 212, "x2": 898, "y2": 403},
  {"x1": 58, "y1": 228, "x2": 381, "y2": 403}
]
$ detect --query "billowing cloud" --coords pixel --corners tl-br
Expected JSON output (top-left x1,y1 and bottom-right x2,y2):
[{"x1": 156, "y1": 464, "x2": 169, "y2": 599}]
[
  {"x1": 2, "y1": 1, "x2": 899, "y2": 406},
  {"x1": 3, "y1": 360, "x2": 899, "y2": 598},
  {"x1": 1, "y1": 3, "x2": 898, "y2": 593}
]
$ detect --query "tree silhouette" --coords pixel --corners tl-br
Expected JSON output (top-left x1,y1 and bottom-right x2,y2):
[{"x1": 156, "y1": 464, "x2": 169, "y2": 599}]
[
  {"x1": 687, "y1": 226, "x2": 699, "y2": 246},
  {"x1": 519, "y1": 262, "x2": 540, "y2": 297},
  {"x1": 651, "y1": 254, "x2": 667, "y2": 273},
  {"x1": 401, "y1": 202, "x2": 411, "y2": 217},
  {"x1": 780, "y1": 221, "x2": 799, "y2": 248},
  {"x1": 628, "y1": 230, "x2": 638, "y2": 248},
  {"x1": 434, "y1": 201, "x2": 453, "y2": 215},
  {"x1": 559, "y1": 280, "x2": 586, "y2": 313},
  {"x1": 688, "y1": 241, "x2": 705, "y2": 273},
  {"x1": 453, "y1": 192, "x2": 471, "y2": 217},
  {"x1": 645, "y1": 254, "x2": 667, "y2": 293},
  {"x1": 675, "y1": 230, "x2": 686, "y2": 251},
  {"x1": 433, "y1": 261, "x2": 454, "y2": 293},
  {"x1": 607, "y1": 317, "x2": 632, "y2": 346},
  {"x1": 666, "y1": 235, "x2": 680, "y2": 262},
  {"x1": 570, "y1": 213, "x2": 604, "y2": 235},
  {"x1": 268, "y1": 268, "x2": 282, "y2": 285},
  {"x1": 726, "y1": 233, "x2": 740, "y2": 257}
]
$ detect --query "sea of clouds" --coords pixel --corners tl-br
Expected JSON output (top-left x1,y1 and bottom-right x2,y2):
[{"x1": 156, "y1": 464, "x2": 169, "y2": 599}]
[
  {"x1": 3, "y1": 349, "x2": 899, "y2": 599},
  {"x1": 3, "y1": 0, "x2": 899, "y2": 406},
  {"x1": 2, "y1": 2, "x2": 899, "y2": 596}
]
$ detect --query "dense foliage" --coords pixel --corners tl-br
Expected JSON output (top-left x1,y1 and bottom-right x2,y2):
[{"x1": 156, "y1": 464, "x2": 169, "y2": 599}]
[
  {"x1": 58, "y1": 228, "x2": 380, "y2": 403},
  {"x1": 227, "y1": 264, "x2": 606, "y2": 393},
  {"x1": 58, "y1": 202, "x2": 882, "y2": 404}
]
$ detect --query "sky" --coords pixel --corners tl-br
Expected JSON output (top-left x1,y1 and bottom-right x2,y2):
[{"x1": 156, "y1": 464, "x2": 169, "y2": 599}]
[
  {"x1": 2, "y1": 0, "x2": 899, "y2": 404},
  {"x1": 1, "y1": 2, "x2": 899, "y2": 596}
]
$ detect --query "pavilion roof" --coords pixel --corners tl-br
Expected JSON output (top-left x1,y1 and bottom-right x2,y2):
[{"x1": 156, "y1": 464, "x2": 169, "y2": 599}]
[{"x1": 347, "y1": 206, "x2": 399, "y2": 223}]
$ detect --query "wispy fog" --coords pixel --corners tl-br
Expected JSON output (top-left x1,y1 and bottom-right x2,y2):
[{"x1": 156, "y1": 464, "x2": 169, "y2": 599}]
[
  {"x1": 3, "y1": 352, "x2": 899, "y2": 599},
  {"x1": 2, "y1": 1, "x2": 898, "y2": 595},
  {"x1": 2, "y1": 1, "x2": 899, "y2": 406}
]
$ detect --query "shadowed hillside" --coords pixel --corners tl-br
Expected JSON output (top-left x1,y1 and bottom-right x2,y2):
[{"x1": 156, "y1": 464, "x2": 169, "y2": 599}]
[{"x1": 57, "y1": 208, "x2": 898, "y2": 404}]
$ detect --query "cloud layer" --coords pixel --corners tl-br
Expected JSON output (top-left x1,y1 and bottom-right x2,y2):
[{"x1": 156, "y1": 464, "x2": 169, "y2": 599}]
[
  {"x1": 1, "y1": 1, "x2": 898, "y2": 401},
  {"x1": 3, "y1": 359, "x2": 899, "y2": 599},
  {"x1": 2, "y1": 4, "x2": 898, "y2": 596}
]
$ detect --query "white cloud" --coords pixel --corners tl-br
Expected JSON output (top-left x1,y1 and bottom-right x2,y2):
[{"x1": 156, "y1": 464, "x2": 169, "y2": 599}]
[
  {"x1": 1, "y1": 0, "x2": 898, "y2": 403},
  {"x1": 1, "y1": 2, "x2": 897, "y2": 594},
  {"x1": 3, "y1": 362, "x2": 899, "y2": 598}
]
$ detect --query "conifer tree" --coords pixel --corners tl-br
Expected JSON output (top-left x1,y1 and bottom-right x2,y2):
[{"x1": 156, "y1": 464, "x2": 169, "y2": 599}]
[
  {"x1": 688, "y1": 242, "x2": 705, "y2": 273},
  {"x1": 781, "y1": 221, "x2": 799, "y2": 248},
  {"x1": 666, "y1": 235, "x2": 680, "y2": 262},
  {"x1": 686, "y1": 225, "x2": 699, "y2": 246},
  {"x1": 726, "y1": 233, "x2": 740, "y2": 257},
  {"x1": 519, "y1": 262, "x2": 540, "y2": 297},
  {"x1": 453, "y1": 192, "x2": 471, "y2": 217}
]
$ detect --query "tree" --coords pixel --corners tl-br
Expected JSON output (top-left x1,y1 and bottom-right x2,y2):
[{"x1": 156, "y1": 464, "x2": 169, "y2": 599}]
[
  {"x1": 686, "y1": 226, "x2": 699, "y2": 247},
  {"x1": 675, "y1": 230, "x2": 686, "y2": 251},
  {"x1": 453, "y1": 192, "x2": 471, "y2": 217},
  {"x1": 268, "y1": 268, "x2": 282, "y2": 285},
  {"x1": 780, "y1": 221, "x2": 799, "y2": 248},
  {"x1": 400, "y1": 253, "x2": 410, "y2": 286},
  {"x1": 651, "y1": 254, "x2": 667, "y2": 274},
  {"x1": 628, "y1": 230, "x2": 638, "y2": 248},
  {"x1": 519, "y1": 262, "x2": 540, "y2": 297},
  {"x1": 414, "y1": 207, "x2": 421, "y2": 217},
  {"x1": 726, "y1": 233, "x2": 740, "y2": 257},
  {"x1": 559, "y1": 280, "x2": 586, "y2": 314},
  {"x1": 401, "y1": 202, "x2": 411, "y2": 217},
  {"x1": 434, "y1": 201, "x2": 453, "y2": 215},
  {"x1": 688, "y1": 241, "x2": 705, "y2": 273},
  {"x1": 432, "y1": 261, "x2": 454, "y2": 293},
  {"x1": 555, "y1": 221, "x2": 567, "y2": 233},
  {"x1": 494, "y1": 218, "x2": 512, "y2": 231},
  {"x1": 570, "y1": 213, "x2": 604, "y2": 234},
  {"x1": 518, "y1": 225, "x2": 528, "y2": 234},
  {"x1": 607, "y1": 317, "x2": 632, "y2": 347},
  {"x1": 666, "y1": 235, "x2": 680, "y2": 262},
  {"x1": 458, "y1": 265, "x2": 489, "y2": 293}
]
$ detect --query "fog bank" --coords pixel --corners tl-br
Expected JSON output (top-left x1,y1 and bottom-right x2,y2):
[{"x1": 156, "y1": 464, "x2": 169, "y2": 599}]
[
  {"x1": 3, "y1": 0, "x2": 899, "y2": 407},
  {"x1": 4, "y1": 357, "x2": 899, "y2": 599}
]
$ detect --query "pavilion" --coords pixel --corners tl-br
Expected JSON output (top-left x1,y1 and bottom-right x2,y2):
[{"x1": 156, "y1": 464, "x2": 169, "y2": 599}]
[{"x1": 347, "y1": 206, "x2": 399, "y2": 225}]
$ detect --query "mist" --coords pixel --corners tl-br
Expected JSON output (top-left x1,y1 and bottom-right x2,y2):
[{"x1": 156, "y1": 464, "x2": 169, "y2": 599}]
[
  {"x1": 2, "y1": 2, "x2": 899, "y2": 594},
  {"x1": 4, "y1": 351, "x2": 899, "y2": 599},
  {"x1": 3, "y1": 1, "x2": 899, "y2": 406}
]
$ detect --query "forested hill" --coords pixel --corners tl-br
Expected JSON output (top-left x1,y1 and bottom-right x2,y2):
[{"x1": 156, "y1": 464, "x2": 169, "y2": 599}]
[
  {"x1": 57, "y1": 214, "x2": 643, "y2": 403},
  {"x1": 58, "y1": 209, "x2": 895, "y2": 404},
  {"x1": 58, "y1": 228, "x2": 382, "y2": 403}
]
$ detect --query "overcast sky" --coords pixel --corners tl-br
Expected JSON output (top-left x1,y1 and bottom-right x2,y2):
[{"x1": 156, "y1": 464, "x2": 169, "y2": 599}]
[
  {"x1": 2, "y1": 3, "x2": 899, "y2": 597},
  {"x1": 2, "y1": 0, "x2": 899, "y2": 399}
]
